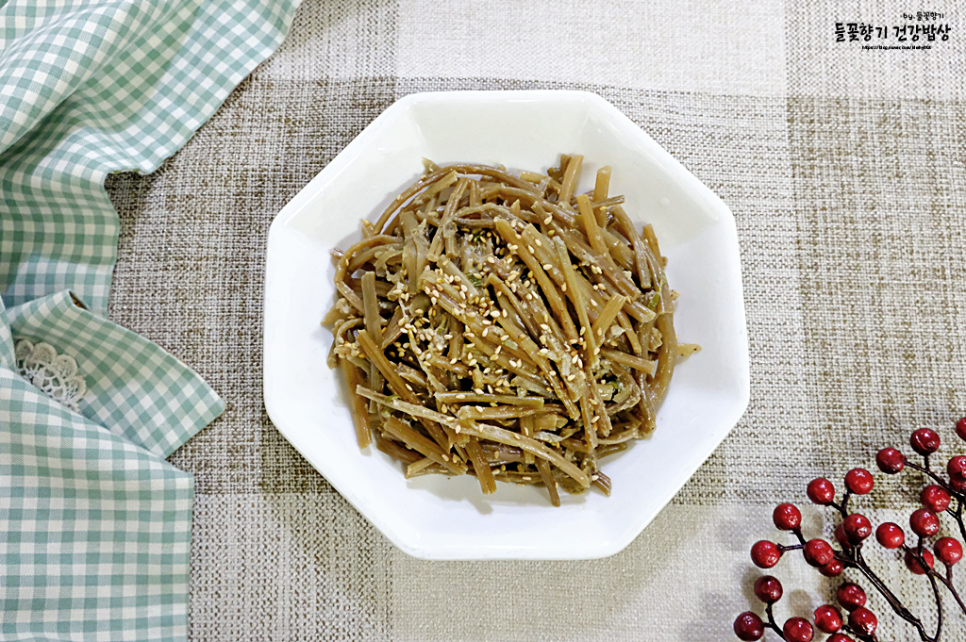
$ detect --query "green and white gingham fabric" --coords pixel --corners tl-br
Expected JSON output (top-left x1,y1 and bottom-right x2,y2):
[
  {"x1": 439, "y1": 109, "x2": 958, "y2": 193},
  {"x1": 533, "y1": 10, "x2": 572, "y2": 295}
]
[
  {"x1": 6, "y1": 291, "x2": 225, "y2": 458},
  {"x1": 0, "y1": 363, "x2": 195, "y2": 641},
  {"x1": 1, "y1": 0, "x2": 297, "y2": 314},
  {"x1": 0, "y1": 1, "x2": 298, "y2": 639}
]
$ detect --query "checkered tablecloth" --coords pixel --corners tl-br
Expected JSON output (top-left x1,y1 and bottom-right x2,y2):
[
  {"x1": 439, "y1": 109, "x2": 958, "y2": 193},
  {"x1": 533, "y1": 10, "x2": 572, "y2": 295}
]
[
  {"x1": 1, "y1": 1, "x2": 297, "y2": 639},
  {"x1": 6, "y1": 0, "x2": 966, "y2": 640},
  {"x1": 125, "y1": 1, "x2": 965, "y2": 640}
]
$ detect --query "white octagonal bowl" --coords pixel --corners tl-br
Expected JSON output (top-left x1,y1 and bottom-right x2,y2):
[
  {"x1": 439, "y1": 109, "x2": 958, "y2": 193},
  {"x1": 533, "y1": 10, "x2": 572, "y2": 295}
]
[{"x1": 264, "y1": 90, "x2": 749, "y2": 560}]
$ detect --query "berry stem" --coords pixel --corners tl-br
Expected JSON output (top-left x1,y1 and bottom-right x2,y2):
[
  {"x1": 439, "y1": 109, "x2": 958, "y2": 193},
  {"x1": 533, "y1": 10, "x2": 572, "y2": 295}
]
[
  {"x1": 906, "y1": 461, "x2": 963, "y2": 501},
  {"x1": 843, "y1": 622, "x2": 880, "y2": 642},
  {"x1": 950, "y1": 498, "x2": 966, "y2": 543},
  {"x1": 840, "y1": 490, "x2": 852, "y2": 518},
  {"x1": 763, "y1": 603, "x2": 787, "y2": 640},
  {"x1": 936, "y1": 565, "x2": 966, "y2": 615},
  {"x1": 840, "y1": 624, "x2": 871, "y2": 642},
  {"x1": 853, "y1": 548, "x2": 932, "y2": 640},
  {"x1": 926, "y1": 567, "x2": 944, "y2": 641},
  {"x1": 829, "y1": 490, "x2": 852, "y2": 519}
]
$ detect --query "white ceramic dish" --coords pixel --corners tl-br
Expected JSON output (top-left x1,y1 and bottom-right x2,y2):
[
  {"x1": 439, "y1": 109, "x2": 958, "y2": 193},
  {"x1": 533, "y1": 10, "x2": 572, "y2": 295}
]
[{"x1": 263, "y1": 90, "x2": 749, "y2": 560}]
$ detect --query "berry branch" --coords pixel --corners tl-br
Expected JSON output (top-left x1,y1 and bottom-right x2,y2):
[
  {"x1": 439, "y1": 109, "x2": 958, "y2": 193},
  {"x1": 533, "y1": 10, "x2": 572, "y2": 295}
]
[{"x1": 733, "y1": 417, "x2": 966, "y2": 642}]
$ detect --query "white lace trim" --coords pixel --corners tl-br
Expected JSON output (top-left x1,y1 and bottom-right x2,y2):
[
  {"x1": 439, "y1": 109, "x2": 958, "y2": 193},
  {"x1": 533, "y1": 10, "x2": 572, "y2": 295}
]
[{"x1": 14, "y1": 339, "x2": 87, "y2": 412}]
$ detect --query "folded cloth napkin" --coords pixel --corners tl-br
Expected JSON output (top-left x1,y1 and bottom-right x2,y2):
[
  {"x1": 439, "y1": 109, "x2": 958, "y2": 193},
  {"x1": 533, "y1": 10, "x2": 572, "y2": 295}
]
[
  {"x1": 0, "y1": 1, "x2": 298, "y2": 639},
  {"x1": 1, "y1": 294, "x2": 211, "y2": 640}
]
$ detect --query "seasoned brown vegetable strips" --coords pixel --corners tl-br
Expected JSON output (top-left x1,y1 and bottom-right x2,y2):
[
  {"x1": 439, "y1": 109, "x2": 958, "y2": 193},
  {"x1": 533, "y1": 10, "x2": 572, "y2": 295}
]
[{"x1": 323, "y1": 155, "x2": 698, "y2": 505}]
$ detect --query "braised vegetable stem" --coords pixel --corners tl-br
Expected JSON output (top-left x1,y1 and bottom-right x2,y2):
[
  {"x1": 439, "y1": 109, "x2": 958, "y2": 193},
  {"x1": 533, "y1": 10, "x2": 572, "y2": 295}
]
[{"x1": 323, "y1": 155, "x2": 698, "y2": 505}]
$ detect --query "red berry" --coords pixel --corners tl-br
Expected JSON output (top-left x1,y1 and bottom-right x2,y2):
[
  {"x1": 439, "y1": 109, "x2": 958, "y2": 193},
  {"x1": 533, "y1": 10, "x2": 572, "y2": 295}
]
[
  {"x1": 813, "y1": 605, "x2": 843, "y2": 633},
  {"x1": 910, "y1": 509, "x2": 940, "y2": 537},
  {"x1": 910, "y1": 428, "x2": 941, "y2": 456},
  {"x1": 733, "y1": 612, "x2": 764, "y2": 641},
  {"x1": 956, "y1": 416, "x2": 966, "y2": 442},
  {"x1": 876, "y1": 447, "x2": 905, "y2": 474},
  {"x1": 807, "y1": 478, "x2": 836, "y2": 505},
  {"x1": 948, "y1": 456, "x2": 966, "y2": 479},
  {"x1": 876, "y1": 522, "x2": 905, "y2": 549},
  {"x1": 935, "y1": 537, "x2": 963, "y2": 566},
  {"x1": 828, "y1": 635, "x2": 855, "y2": 642},
  {"x1": 751, "y1": 541, "x2": 782, "y2": 568},
  {"x1": 920, "y1": 485, "x2": 951, "y2": 513},
  {"x1": 950, "y1": 476, "x2": 966, "y2": 493},
  {"x1": 834, "y1": 523, "x2": 852, "y2": 550},
  {"x1": 804, "y1": 538, "x2": 835, "y2": 567},
  {"x1": 753, "y1": 575, "x2": 783, "y2": 603},
  {"x1": 820, "y1": 559, "x2": 845, "y2": 577},
  {"x1": 782, "y1": 617, "x2": 814, "y2": 642},
  {"x1": 844, "y1": 468, "x2": 874, "y2": 495},
  {"x1": 904, "y1": 548, "x2": 935, "y2": 574},
  {"x1": 843, "y1": 514, "x2": 872, "y2": 544},
  {"x1": 772, "y1": 503, "x2": 802, "y2": 531},
  {"x1": 836, "y1": 583, "x2": 867, "y2": 611},
  {"x1": 848, "y1": 607, "x2": 878, "y2": 635}
]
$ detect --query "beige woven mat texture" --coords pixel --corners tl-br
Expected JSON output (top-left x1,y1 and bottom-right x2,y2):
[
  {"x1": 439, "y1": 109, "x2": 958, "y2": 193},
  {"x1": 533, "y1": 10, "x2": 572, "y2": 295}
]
[{"x1": 104, "y1": 0, "x2": 966, "y2": 639}]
